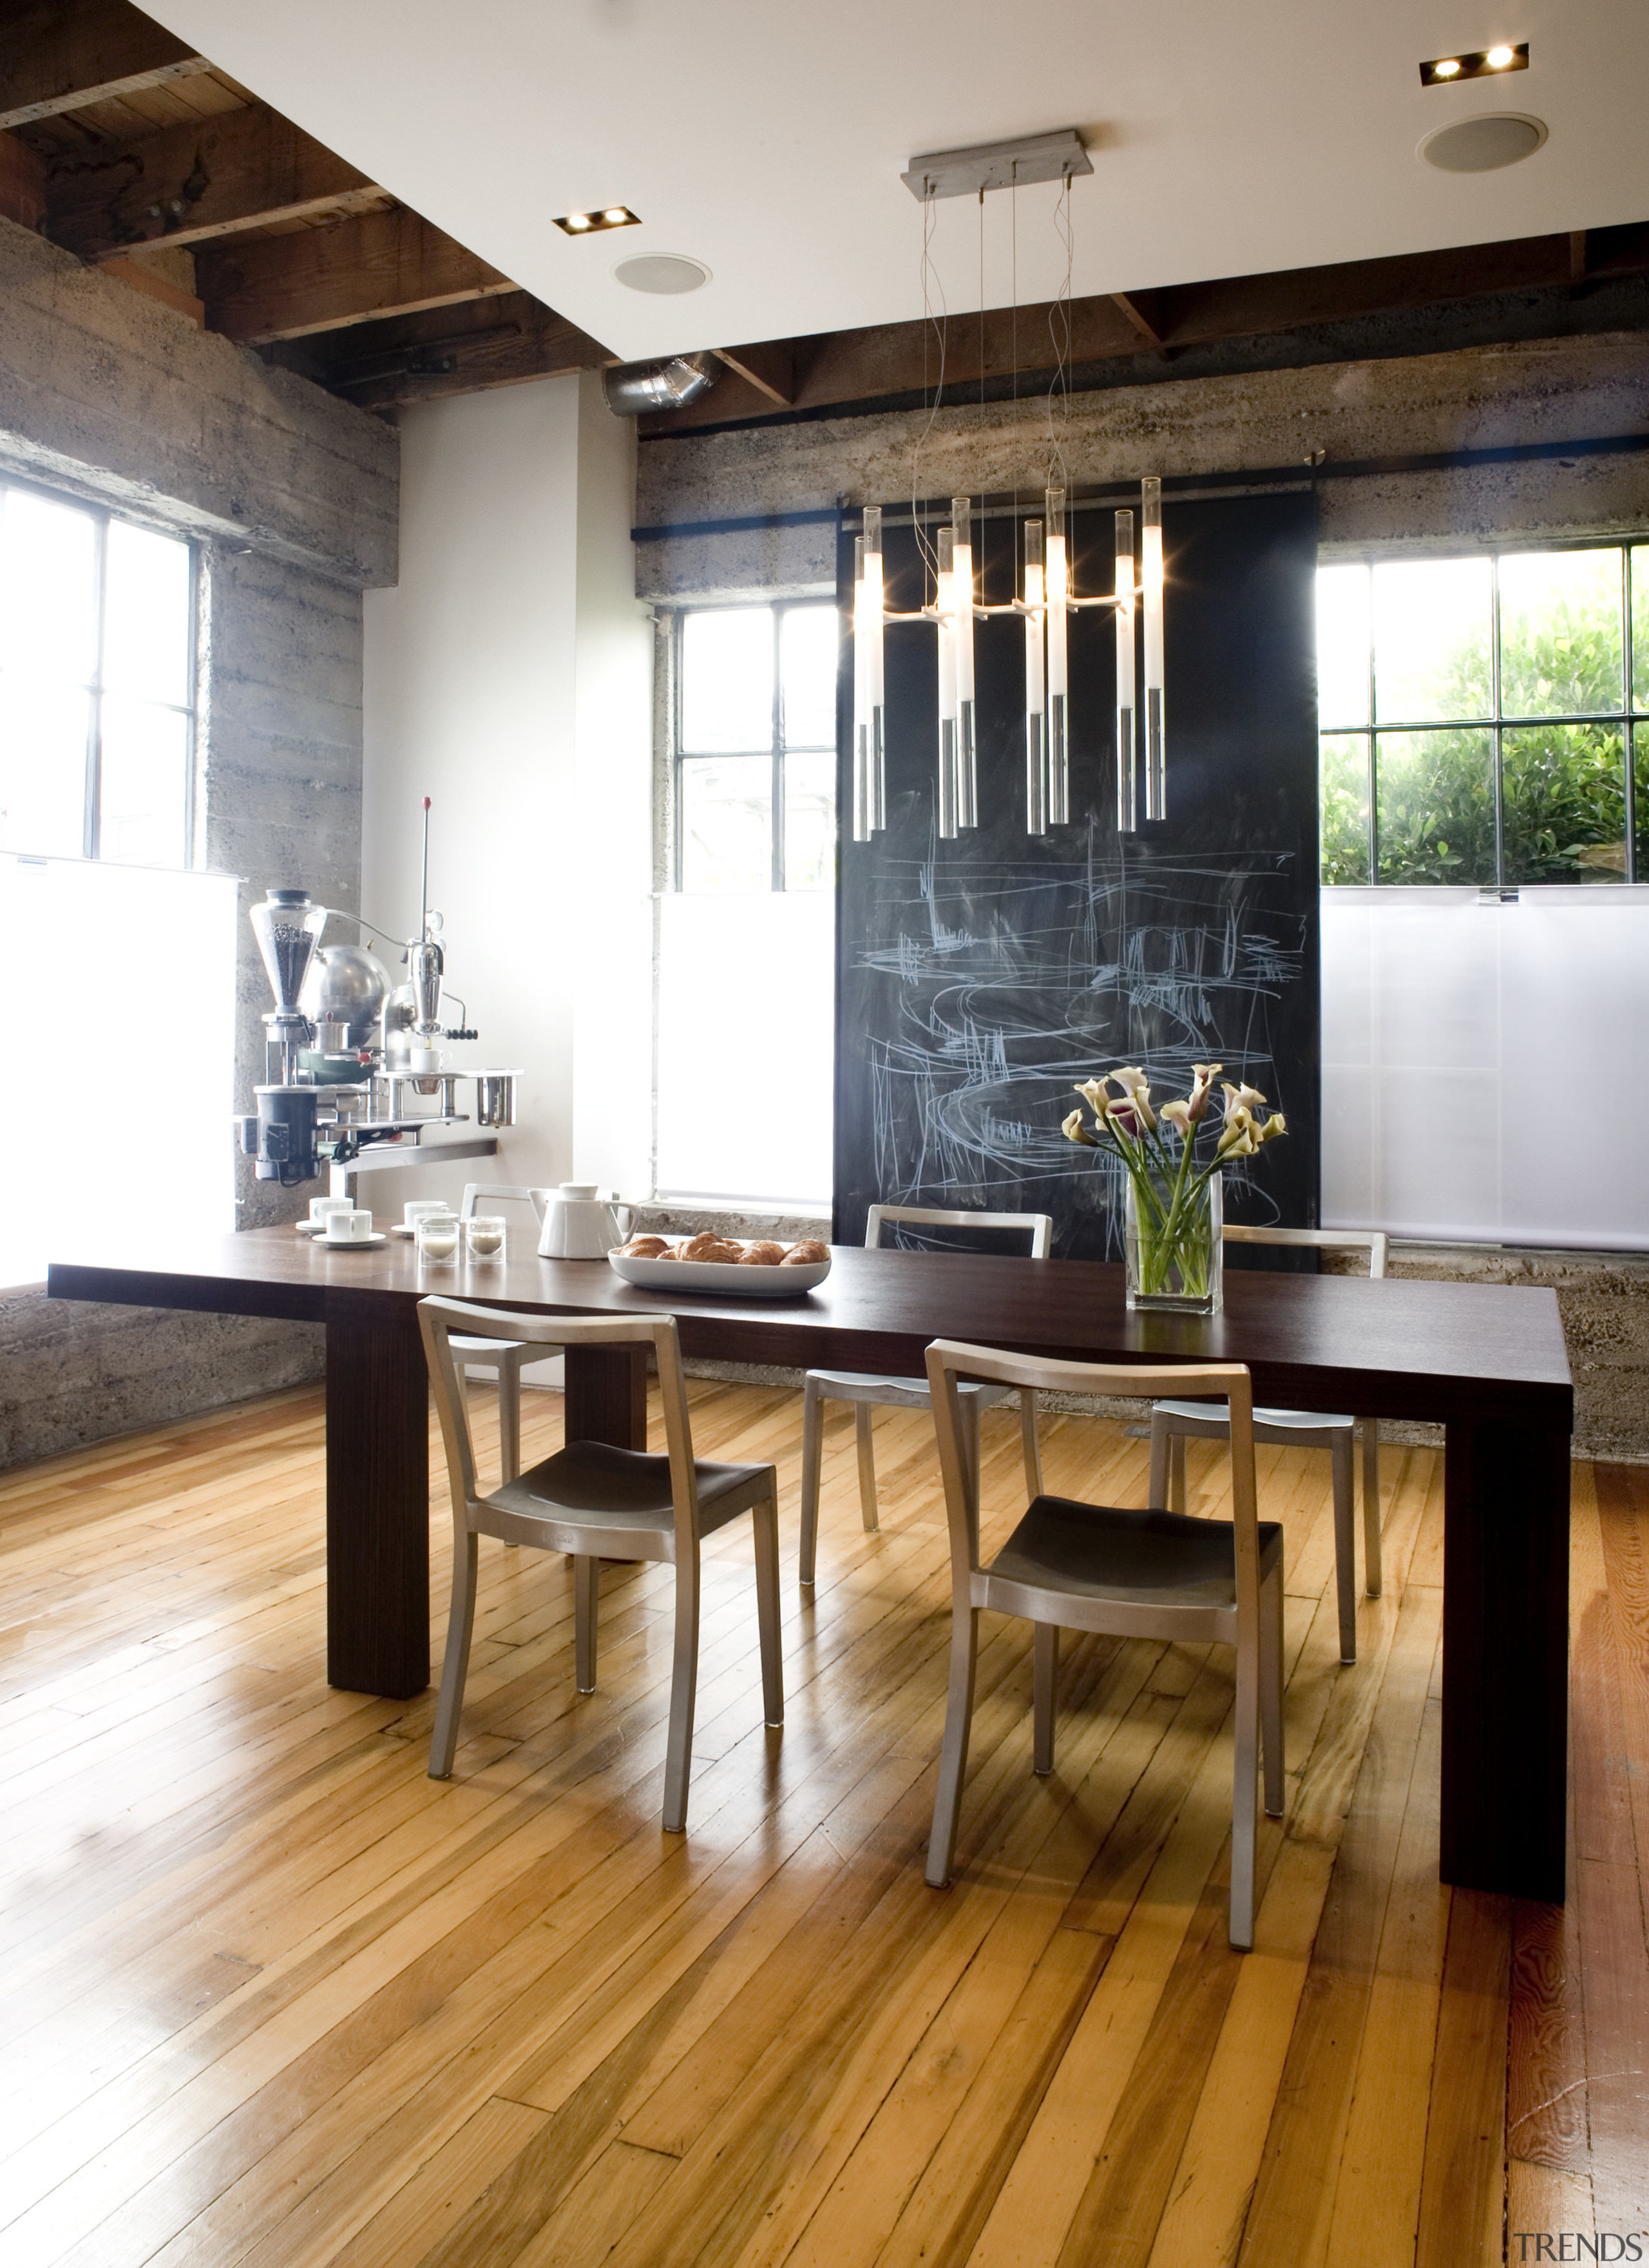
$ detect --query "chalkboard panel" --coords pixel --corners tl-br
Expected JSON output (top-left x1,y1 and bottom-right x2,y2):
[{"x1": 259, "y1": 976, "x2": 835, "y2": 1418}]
[{"x1": 832, "y1": 489, "x2": 1320, "y2": 1262}]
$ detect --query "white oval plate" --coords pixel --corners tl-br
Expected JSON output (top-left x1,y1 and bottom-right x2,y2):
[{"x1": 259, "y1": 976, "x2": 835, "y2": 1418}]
[
  {"x1": 315, "y1": 1231, "x2": 389, "y2": 1249},
  {"x1": 607, "y1": 1251, "x2": 830, "y2": 1298}
]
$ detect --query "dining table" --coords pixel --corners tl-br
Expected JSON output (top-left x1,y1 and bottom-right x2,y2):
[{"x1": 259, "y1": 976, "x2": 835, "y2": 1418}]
[{"x1": 47, "y1": 1225, "x2": 1573, "y2": 1903}]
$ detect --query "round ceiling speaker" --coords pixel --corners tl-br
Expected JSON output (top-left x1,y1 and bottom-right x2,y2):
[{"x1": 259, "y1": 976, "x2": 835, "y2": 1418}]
[
  {"x1": 613, "y1": 254, "x2": 711, "y2": 294},
  {"x1": 1419, "y1": 113, "x2": 1547, "y2": 172}
]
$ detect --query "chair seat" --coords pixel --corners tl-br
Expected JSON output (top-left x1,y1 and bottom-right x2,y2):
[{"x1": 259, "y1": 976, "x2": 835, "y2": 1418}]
[
  {"x1": 500, "y1": 1439, "x2": 770, "y2": 1537},
  {"x1": 452, "y1": 1334, "x2": 525, "y2": 1358},
  {"x1": 1155, "y1": 1397, "x2": 1353, "y2": 1434},
  {"x1": 806, "y1": 1369, "x2": 1014, "y2": 1410},
  {"x1": 986, "y1": 1494, "x2": 1284, "y2": 1613}
]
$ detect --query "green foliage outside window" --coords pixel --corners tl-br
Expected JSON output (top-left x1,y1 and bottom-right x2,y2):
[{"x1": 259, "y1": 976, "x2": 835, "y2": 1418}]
[{"x1": 1319, "y1": 547, "x2": 1645, "y2": 887}]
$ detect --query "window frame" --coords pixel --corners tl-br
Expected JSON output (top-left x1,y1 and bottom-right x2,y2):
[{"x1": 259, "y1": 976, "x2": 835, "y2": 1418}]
[
  {"x1": 1320, "y1": 536, "x2": 1645, "y2": 889},
  {"x1": 671, "y1": 597, "x2": 837, "y2": 894},
  {"x1": 0, "y1": 473, "x2": 200, "y2": 869}
]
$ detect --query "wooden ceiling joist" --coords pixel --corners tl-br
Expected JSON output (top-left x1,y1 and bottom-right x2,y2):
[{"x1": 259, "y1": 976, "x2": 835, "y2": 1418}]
[
  {"x1": 642, "y1": 225, "x2": 1649, "y2": 431},
  {"x1": 196, "y1": 207, "x2": 517, "y2": 343},
  {"x1": 272, "y1": 289, "x2": 611, "y2": 411},
  {"x1": 43, "y1": 102, "x2": 383, "y2": 259},
  {"x1": 0, "y1": 0, "x2": 209, "y2": 131}
]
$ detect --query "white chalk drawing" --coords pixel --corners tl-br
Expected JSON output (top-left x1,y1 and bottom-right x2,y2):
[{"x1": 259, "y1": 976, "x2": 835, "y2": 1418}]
[{"x1": 848, "y1": 818, "x2": 1308, "y2": 1255}]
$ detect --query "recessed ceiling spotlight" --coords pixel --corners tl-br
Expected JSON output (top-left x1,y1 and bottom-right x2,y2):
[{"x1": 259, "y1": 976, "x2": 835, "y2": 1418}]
[
  {"x1": 614, "y1": 253, "x2": 711, "y2": 294},
  {"x1": 553, "y1": 206, "x2": 640, "y2": 235},
  {"x1": 1420, "y1": 111, "x2": 1547, "y2": 170},
  {"x1": 1420, "y1": 43, "x2": 1529, "y2": 86}
]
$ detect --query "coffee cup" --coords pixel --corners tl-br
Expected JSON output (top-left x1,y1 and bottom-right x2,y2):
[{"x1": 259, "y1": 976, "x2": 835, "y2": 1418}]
[
  {"x1": 325, "y1": 1209, "x2": 372, "y2": 1244},
  {"x1": 308, "y1": 1195, "x2": 353, "y2": 1226},
  {"x1": 403, "y1": 1198, "x2": 449, "y2": 1229}
]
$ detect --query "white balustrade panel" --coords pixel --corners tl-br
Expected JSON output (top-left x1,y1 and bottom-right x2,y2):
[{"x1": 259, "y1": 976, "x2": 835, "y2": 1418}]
[
  {"x1": 1, "y1": 855, "x2": 237, "y2": 1287},
  {"x1": 656, "y1": 889, "x2": 834, "y2": 1207},
  {"x1": 1321, "y1": 885, "x2": 1649, "y2": 1248}
]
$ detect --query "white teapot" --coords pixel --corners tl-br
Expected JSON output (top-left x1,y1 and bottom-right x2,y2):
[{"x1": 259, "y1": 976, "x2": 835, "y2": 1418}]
[{"x1": 537, "y1": 1182, "x2": 634, "y2": 1260}]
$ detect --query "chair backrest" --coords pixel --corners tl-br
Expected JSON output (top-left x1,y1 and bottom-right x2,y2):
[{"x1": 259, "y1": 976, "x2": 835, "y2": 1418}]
[
  {"x1": 1223, "y1": 1224, "x2": 1387, "y2": 1278},
  {"x1": 460, "y1": 1183, "x2": 549, "y2": 1224},
  {"x1": 418, "y1": 1296, "x2": 700, "y2": 1546},
  {"x1": 866, "y1": 1204, "x2": 1053, "y2": 1258},
  {"x1": 923, "y1": 1338, "x2": 1263, "y2": 1626}
]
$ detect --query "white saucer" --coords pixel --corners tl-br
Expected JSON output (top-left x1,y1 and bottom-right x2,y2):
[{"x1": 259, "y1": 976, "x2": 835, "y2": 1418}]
[
  {"x1": 386, "y1": 1224, "x2": 417, "y2": 1239},
  {"x1": 316, "y1": 1231, "x2": 388, "y2": 1249}
]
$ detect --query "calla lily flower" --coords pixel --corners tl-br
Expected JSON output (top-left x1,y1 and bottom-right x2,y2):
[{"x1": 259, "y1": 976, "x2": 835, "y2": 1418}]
[
  {"x1": 1221, "y1": 1081, "x2": 1268, "y2": 1114},
  {"x1": 1216, "y1": 1106, "x2": 1256, "y2": 1158},
  {"x1": 1252, "y1": 1111, "x2": 1288, "y2": 1146},
  {"x1": 1159, "y1": 1099, "x2": 1193, "y2": 1138},
  {"x1": 1062, "y1": 1108, "x2": 1101, "y2": 1147},
  {"x1": 1109, "y1": 1069, "x2": 1157, "y2": 1131},
  {"x1": 1185, "y1": 1062, "x2": 1221, "y2": 1122}
]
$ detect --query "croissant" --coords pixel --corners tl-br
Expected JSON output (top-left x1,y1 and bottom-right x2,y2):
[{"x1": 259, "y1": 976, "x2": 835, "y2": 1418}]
[
  {"x1": 680, "y1": 1232, "x2": 741, "y2": 1263},
  {"x1": 616, "y1": 1235, "x2": 671, "y2": 1258},
  {"x1": 738, "y1": 1240, "x2": 787, "y2": 1265},
  {"x1": 781, "y1": 1238, "x2": 830, "y2": 1265}
]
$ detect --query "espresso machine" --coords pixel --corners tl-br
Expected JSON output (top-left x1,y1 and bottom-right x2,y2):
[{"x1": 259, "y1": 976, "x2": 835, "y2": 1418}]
[{"x1": 236, "y1": 803, "x2": 520, "y2": 1189}]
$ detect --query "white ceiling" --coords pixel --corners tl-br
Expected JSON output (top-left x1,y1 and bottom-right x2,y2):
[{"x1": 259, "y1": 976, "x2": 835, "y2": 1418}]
[{"x1": 145, "y1": 1, "x2": 1649, "y2": 361}]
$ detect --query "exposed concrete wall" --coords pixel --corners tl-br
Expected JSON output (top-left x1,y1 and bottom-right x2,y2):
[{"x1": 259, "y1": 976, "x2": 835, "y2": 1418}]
[
  {"x1": 0, "y1": 222, "x2": 396, "y2": 582},
  {"x1": 0, "y1": 217, "x2": 397, "y2": 1470},
  {"x1": 634, "y1": 330, "x2": 1649, "y2": 600}
]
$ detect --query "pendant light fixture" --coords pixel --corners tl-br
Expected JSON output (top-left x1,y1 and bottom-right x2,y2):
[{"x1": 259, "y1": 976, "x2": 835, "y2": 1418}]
[{"x1": 850, "y1": 127, "x2": 1172, "y2": 843}]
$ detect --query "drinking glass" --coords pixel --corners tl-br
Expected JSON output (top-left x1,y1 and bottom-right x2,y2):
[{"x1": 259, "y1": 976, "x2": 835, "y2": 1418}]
[
  {"x1": 416, "y1": 1213, "x2": 461, "y2": 1263},
  {"x1": 465, "y1": 1215, "x2": 506, "y2": 1260}
]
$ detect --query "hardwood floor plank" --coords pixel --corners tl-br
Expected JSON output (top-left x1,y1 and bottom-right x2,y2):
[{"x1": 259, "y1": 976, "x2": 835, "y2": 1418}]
[
  {"x1": 0, "y1": 1393, "x2": 1640, "y2": 2268},
  {"x1": 1414, "y1": 1887, "x2": 1512, "y2": 2268}
]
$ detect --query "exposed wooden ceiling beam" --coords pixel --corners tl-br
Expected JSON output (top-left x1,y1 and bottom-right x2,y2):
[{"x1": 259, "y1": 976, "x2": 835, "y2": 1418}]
[
  {"x1": 0, "y1": 0, "x2": 210, "y2": 131},
  {"x1": 642, "y1": 226, "x2": 1649, "y2": 432},
  {"x1": 713, "y1": 340, "x2": 796, "y2": 406},
  {"x1": 196, "y1": 207, "x2": 517, "y2": 343},
  {"x1": 1110, "y1": 291, "x2": 1165, "y2": 349},
  {"x1": 271, "y1": 289, "x2": 611, "y2": 412},
  {"x1": 43, "y1": 101, "x2": 383, "y2": 258}
]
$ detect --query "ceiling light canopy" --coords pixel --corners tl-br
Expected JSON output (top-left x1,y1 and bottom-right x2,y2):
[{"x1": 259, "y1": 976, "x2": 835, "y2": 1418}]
[
  {"x1": 554, "y1": 206, "x2": 640, "y2": 235},
  {"x1": 1420, "y1": 112, "x2": 1547, "y2": 171},
  {"x1": 1420, "y1": 43, "x2": 1529, "y2": 86}
]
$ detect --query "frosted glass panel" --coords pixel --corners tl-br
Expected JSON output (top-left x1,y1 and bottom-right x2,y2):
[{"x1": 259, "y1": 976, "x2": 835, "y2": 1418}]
[
  {"x1": 1322, "y1": 888, "x2": 1649, "y2": 1247},
  {"x1": 680, "y1": 608, "x2": 773, "y2": 752},
  {"x1": 657, "y1": 891, "x2": 834, "y2": 1203},
  {"x1": 0, "y1": 857, "x2": 236, "y2": 1285}
]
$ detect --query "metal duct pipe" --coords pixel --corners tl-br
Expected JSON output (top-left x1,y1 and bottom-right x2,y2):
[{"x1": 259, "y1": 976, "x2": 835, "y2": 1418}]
[{"x1": 602, "y1": 350, "x2": 720, "y2": 417}]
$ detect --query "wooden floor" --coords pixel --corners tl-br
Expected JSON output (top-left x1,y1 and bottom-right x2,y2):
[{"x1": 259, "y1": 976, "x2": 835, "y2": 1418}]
[{"x1": 1, "y1": 1380, "x2": 1646, "y2": 2268}]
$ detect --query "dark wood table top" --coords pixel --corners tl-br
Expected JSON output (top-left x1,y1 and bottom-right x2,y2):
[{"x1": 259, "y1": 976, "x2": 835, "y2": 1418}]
[{"x1": 49, "y1": 1225, "x2": 1573, "y2": 1432}]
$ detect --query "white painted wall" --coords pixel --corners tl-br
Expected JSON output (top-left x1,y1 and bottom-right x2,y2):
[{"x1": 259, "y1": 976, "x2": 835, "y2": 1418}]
[{"x1": 361, "y1": 372, "x2": 653, "y2": 1232}]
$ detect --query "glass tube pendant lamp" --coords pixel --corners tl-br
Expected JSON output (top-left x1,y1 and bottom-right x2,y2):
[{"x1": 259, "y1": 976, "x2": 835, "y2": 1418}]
[
  {"x1": 1022, "y1": 519, "x2": 1046, "y2": 834},
  {"x1": 1044, "y1": 485, "x2": 1069, "y2": 827},
  {"x1": 1140, "y1": 477, "x2": 1166, "y2": 821},
  {"x1": 1114, "y1": 507, "x2": 1136, "y2": 832},
  {"x1": 951, "y1": 497, "x2": 977, "y2": 829},
  {"x1": 852, "y1": 507, "x2": 886, "y2": 840},
  {"x1": 936, "y1": 525, "x2": 958, "y2": 839}
]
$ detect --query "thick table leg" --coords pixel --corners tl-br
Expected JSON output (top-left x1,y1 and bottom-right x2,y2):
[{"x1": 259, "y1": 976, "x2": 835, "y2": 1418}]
[
  {"x1": 325, "y1": 1308, "x2": 430, "y2": 1699},
  {"x1": 564, "y1": 1345, "x2": 649, "y2": 1448},
  {"x1": 1441, "y1": 1419, "x2": 1569, "y2": 1902}
]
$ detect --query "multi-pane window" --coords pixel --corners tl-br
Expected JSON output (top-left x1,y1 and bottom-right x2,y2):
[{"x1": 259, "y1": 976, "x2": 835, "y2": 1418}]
[
  {"x1": 0, "y1": 480, "x2": 196, "y2": 869},
  {"x1": 674, "y1": 602, "x2": 837, "y2": 890},
  {"x1": 1319, "y1": 544, "x2": 1649, "y2": 886}
]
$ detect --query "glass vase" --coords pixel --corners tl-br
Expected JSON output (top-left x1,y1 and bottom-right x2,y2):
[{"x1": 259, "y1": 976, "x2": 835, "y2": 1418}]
[{"x1": 1123, "y1": 1168, "x2": 1223, "y2": 1315}]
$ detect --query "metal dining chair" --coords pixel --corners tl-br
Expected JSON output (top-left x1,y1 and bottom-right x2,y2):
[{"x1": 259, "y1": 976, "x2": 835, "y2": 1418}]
[
  {"x1": 420, "y1": 1297, "x2": 783, "y2": 1832},
  {"x1": 924, "y1": 1339, "x2": 1284, "y2": 1951},
  {"x1": 450, "y1": 1183, "x2": 549, "y2": 1488},
  {"x1": 1147, "y1": 1226, "x2": 1389, "y2": 1664},
  {"x1": 798, "y1": 1203, "x2": 1053, "y2": 1586}
]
